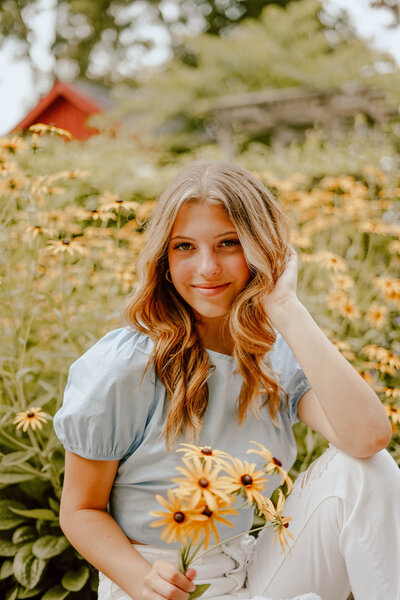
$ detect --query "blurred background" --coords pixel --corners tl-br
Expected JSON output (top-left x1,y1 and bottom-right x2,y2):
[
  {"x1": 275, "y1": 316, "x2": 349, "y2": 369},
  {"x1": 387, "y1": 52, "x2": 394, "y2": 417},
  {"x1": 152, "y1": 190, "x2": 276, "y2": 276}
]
[{"x1": 0, "y1": 3, "x2": 399, "y2": 599}]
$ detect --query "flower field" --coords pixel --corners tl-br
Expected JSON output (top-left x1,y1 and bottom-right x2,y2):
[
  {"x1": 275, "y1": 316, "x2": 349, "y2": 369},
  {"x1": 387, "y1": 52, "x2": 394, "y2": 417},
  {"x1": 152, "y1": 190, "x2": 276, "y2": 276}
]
[{"x1": 0, "y1": 127, "x2": 399, "y2": 599}]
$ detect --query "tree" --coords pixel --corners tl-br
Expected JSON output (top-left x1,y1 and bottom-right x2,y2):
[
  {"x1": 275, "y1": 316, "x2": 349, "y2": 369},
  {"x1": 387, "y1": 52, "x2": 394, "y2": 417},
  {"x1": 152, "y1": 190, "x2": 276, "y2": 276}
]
[{"x1": 0, "y1": 0, "x2": 301, "y2": 86}]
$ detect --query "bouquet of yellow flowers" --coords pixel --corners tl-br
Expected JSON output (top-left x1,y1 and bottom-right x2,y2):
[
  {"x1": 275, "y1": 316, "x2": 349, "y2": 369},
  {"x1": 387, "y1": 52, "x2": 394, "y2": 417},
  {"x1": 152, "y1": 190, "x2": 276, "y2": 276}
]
[{"x1": 150, "y1": 441, "x2": 294, "y2": 600}]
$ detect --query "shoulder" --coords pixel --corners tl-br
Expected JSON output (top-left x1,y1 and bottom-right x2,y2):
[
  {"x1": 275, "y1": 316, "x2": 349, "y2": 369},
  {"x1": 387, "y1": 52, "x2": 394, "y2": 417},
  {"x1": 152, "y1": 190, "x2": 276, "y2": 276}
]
[
  {"x1": 75, "y1": 327, "x2": 154, "y2": 372},
  {"x1": 53, "y1": 328, "x2": 158, "y2": 460}
]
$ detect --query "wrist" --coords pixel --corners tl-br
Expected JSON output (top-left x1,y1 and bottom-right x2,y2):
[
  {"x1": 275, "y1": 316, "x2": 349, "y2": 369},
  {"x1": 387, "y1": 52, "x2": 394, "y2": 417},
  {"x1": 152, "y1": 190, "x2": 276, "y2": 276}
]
[{"x1": 267, "y1": 298, "x2": 306, "y2": 331}]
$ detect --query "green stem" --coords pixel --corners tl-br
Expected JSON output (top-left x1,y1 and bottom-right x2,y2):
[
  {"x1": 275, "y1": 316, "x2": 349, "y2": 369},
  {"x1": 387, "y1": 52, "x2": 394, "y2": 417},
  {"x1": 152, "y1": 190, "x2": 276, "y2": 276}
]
[
  {"x1": 0, "y1": 428, "x2": 33, "y2": 451},
  {"x1": 191, "y1": 523, "x2": 271, "y2": 565}
]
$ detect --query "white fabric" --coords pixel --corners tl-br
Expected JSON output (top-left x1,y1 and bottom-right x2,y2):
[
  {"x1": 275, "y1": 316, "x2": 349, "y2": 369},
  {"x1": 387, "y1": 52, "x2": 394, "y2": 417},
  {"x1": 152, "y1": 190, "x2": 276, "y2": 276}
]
[{"x1": 97, "y1": 445, "x2": 400, "y2": 600}]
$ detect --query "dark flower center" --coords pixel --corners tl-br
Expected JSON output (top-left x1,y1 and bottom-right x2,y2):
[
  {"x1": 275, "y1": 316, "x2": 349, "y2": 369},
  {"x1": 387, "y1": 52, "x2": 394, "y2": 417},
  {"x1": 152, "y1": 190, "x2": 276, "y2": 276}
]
[
  {"x1": 201, "y1": 447, "x2": 212, "y2": 456},
  {"x1": 27, "y1": 412, "x2": 35, "y2": 418},
  {"x1": 62, "y1": 239, "x2": 71, "y2": 245},
  {"x1": 283, "y1": 521, "x2": 289, "y2": 529},
  {"x1": 202, "y1": 507, "x2": 213, "y2": 517},
  {"x1": 173, "y1": 512, "x2": 185, "y2": 523},
  {"x1": 198, "y1": 478, "x2": 209, "y2": 488},
  {"x1": 241, "y1": 474, "x2": 253, "y2": 487},
  {"x1": 273, "y1": 457, "x2": 282, "y2": 467}
]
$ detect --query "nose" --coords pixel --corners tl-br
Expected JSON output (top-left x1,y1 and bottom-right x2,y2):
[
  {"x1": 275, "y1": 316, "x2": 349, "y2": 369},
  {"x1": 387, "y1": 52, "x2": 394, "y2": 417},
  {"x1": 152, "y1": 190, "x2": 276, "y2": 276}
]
[{"x1": 198, "y1": 248, "x2": 221, "y2": 278}]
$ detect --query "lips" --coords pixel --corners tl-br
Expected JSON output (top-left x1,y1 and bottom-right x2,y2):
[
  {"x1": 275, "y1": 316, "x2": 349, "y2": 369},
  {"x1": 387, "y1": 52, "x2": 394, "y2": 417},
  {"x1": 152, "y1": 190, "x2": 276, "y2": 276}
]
[{"x1": 191, "y1": 283, "x2": 230, "y2": 296}]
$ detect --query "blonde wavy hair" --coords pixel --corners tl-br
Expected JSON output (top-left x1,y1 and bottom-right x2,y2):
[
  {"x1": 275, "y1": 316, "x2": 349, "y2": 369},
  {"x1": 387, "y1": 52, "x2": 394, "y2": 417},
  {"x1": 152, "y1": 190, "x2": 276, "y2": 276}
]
[{"x1": 124, "y1": 161, "x2": 291, "y2": 448}]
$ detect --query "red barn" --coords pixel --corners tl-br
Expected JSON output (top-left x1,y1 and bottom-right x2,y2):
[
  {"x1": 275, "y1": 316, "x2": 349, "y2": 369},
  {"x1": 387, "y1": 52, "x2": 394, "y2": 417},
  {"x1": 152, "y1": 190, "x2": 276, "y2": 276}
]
[{"x1": 13, "y1": 80, "x2": 113, "y2": 140}]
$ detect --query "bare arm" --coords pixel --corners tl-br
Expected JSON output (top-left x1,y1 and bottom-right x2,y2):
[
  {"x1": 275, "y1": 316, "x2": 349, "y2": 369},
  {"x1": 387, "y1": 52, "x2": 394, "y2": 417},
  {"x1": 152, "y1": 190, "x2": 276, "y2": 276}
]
[
  {"x1": 263, "y1": 248, "x2": 392, "y2": 458},
  {"x1": 60, "y1": 451, "x2": 196, "y2": 600}
]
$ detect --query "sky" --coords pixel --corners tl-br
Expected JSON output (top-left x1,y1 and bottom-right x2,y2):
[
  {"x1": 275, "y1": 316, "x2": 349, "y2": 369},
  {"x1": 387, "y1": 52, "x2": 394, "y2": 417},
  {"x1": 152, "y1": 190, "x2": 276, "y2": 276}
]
[{"x1": 0, "y1": 0, "x2": 400, "y2": 136}]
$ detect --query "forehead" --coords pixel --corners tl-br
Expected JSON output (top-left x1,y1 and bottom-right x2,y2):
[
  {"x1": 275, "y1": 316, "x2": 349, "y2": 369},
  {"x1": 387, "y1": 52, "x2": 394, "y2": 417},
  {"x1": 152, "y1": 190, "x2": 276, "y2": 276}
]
[{"x1": 170, "y1": 202, "x2": 236, "y2": 237}]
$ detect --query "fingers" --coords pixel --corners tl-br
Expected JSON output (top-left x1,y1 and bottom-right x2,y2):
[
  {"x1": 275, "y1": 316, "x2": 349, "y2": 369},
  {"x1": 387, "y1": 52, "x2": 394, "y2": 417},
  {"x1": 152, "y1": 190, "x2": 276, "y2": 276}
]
[{"x1": 143, "y1": 559, "x2": 196, "y2": 600}]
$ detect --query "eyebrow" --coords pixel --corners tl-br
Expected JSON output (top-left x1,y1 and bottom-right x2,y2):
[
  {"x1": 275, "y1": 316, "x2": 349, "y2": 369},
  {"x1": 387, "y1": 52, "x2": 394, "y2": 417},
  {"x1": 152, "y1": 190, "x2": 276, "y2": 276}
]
[{"x1": 170, "y1": 231, "x2": 238, "y2": 241}]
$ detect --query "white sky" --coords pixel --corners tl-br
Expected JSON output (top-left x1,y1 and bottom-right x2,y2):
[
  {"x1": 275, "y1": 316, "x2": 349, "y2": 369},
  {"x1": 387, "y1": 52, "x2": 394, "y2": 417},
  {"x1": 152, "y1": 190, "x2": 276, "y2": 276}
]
[{"x1": 0, "y1": 0, "x2": 400, "y2": 136}]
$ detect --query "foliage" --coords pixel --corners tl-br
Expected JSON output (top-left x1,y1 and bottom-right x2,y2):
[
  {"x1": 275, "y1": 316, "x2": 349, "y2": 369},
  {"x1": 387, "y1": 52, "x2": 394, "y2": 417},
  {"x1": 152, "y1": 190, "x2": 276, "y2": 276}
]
[
  {"x1": 0, "y1": 0, "x2": 299, "y2": 86},
  {"x1": 0, "y1": 123, "x2": 399, "y2": 598},
  {"x1": 110, "y1": 0, "x2": 400, "y2": 153}
]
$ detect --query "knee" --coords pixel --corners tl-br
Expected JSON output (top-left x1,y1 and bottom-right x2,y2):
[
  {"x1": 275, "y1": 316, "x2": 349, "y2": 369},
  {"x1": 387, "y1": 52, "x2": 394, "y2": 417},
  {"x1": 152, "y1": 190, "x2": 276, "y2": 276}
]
[{"x1": 330, "y1": 446, "x2": 400, "y2": 499}]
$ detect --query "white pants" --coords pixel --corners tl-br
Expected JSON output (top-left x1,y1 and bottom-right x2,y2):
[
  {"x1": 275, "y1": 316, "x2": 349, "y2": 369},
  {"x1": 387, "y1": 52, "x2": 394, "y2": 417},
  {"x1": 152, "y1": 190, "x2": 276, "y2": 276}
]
[{"x1": 98, "y1": 446, "x2": 400, "y2": 600}]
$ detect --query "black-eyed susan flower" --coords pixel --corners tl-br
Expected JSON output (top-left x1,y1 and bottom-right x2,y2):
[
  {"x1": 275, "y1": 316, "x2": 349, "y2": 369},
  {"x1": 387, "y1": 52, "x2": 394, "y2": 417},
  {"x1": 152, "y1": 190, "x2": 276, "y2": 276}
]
[
  {"x1": 383, "y1": 404, "x2": 400, "y2": 425},
  {"x1": 247, "y1": 442, "x2": 293, "y2": 494},
  {"x1": 261, "y1": 489, "x2": 294, "y2": 553},
  {"x1": 28, "y1": 123, "x2": 73, "y2": 139},
  {"x1": 365, "y1": 303, "x2": 388, "y2": 328},
  {"x1": 176, "y1": 443, "x2": 232, "y2": 465},
  {"x1": 13, "y1": 407, "x2": 48, "y2": 432},
  {"x1": 339, "y1": 299, "x2": 360, "y2": 321},
  {"x1": 0, "y1": 135, "x2": 27, "y2": 153},
  {"x1": 46, "y1": 238, "x2": 88, "y2": 257},
  {"x1": 218, "y1": 458, "x2": 267, "y2": 510},
  {"x1": 150, "y1": 489, "x2": 207, "y2": 545},
  {"x1": 197, "y1": 500, "x2": 238, "y2": 549},
  {"x1": 172, "y1": 456, "x2": 231, "y2": 512},
  {"x1": 99, "y1": 192, "x2": 139, "y2": 213}
]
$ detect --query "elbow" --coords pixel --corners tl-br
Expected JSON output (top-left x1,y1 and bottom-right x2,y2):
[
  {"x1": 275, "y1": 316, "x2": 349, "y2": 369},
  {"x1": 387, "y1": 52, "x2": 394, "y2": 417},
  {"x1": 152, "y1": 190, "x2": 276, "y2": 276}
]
[{"x1": 356, "y1": 420, "x2": 393, "y2": 458}]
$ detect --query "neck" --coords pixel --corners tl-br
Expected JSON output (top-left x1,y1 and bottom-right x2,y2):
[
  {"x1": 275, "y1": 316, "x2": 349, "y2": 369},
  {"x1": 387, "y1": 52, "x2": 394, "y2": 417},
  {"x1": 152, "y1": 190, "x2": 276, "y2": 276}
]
[{"x1": 195, "y1": 315, "x2": 233, "y2": 356}]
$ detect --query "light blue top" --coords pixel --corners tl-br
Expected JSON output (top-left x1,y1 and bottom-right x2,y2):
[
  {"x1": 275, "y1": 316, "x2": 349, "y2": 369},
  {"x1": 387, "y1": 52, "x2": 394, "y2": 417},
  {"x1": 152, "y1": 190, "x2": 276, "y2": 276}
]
[{"x1": 53, "y1": 327, "x2": 311, "y2": 547}]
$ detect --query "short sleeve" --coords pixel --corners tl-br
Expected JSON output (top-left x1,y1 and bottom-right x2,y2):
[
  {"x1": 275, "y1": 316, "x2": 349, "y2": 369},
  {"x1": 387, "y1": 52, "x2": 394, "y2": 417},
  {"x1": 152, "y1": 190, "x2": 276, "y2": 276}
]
[
  {"x1": 53, "y1": 328, "x2": 157, "y2": 460},
  {"x1": 269, "y1": 333, "x2": 312, "y2": 426}
]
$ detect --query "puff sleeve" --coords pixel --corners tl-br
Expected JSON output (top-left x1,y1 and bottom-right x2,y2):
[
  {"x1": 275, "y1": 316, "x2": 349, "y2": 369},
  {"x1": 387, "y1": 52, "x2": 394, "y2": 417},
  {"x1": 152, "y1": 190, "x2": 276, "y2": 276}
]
[
  {"x1": 270, "y1": 332, "x2": 312, "y2": 426},
  {"x1": 53, "y1": 328, "x2": 157, "y2": 460}
]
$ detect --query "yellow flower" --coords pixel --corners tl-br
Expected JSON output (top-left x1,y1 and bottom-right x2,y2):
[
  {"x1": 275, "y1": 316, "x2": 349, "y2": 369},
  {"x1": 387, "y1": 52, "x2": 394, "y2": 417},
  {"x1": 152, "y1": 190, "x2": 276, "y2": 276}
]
[
  {"x1": 0, "y1": 135, "x2": 27, "y2": 153},
  {"x1": 218, "y1": 458, "x2": 267, "y2": 510},
  {"x1": 13, "y1": 407, "x2": 48, "y2": 432},
  {"x1": 339, "y1": 299, "x2": 360, "y2": 321},
  {"x1": 176, "y1": 443, "x2": 232, "y2": 465},
  {"x1": 99, "y1": 192, "x2": 139, "y2": 212},
  {"x1": 331, "y1": 274, "x2": 354, "y2": 290},
  {"x1": 315, "y1": 251, "x2": 348, "y2": 273},
  {"x1": 332, "y1": 341, "x2": 355, "y2": 361},
  {"x1": 383, "y1": 404, "x2": 400, "y2": 425},
  {"x1": 247, "y1": 442, "x2": 293, "y2": 494},
  {"x1": 150, "y1": 489, "x2": 207, "y2": 545},
  {"x1": 261, "y1": 489, "x2": 294, "y2": 553},
  {"x1": 46, "y1": 238, "x2": 89, "y2": 257},
  {"x1": 196, "y1": 500, "x2": 238, "y2": 549},
  {"x1": 28, "y1": 123, "x2": 73, "y2": 139},
  {"x1": 326, "y1": 289, "x2": 348, "y2": 310},
  {"x1": 172, "y1": 456, "x2": 232, "y2": 512},
  {"x1": 365, "y1": 303, "x2": 388, "y2": 328}
]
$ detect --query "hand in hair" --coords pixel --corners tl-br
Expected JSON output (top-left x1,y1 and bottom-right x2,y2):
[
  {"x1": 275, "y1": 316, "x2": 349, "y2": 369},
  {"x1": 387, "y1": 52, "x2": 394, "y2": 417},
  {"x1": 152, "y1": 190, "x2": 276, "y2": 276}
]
[
  {"x1": 262, "y1": 246, "x2": 299, "y2": 322},
  {"x1": 142, "y1": 560, "x2": 196, "y2": 600}
]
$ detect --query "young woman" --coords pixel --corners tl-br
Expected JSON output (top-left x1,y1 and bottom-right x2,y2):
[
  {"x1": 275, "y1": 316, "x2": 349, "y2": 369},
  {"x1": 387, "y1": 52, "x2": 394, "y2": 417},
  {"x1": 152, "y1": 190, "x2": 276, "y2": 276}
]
[{"x1": 54, "y1": 162, "x2": 399, "y2": 600}]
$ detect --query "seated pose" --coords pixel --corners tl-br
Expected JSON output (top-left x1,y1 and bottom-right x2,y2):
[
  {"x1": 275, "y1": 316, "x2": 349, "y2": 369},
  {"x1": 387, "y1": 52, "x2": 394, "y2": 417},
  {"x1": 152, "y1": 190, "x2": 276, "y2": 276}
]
[{"x1": 54, "y1": 162, "x2": 399, "y2": 600}]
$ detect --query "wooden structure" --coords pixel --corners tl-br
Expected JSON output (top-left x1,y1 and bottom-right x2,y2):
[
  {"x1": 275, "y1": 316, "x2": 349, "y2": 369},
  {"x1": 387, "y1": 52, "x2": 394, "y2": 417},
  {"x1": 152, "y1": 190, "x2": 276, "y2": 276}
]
[
  {"x1": 201, "y1": 83, "x2": 394, "y2": 156},
  {"x1": 13, "y1": 81, "x2": 113, "y2": 140}
]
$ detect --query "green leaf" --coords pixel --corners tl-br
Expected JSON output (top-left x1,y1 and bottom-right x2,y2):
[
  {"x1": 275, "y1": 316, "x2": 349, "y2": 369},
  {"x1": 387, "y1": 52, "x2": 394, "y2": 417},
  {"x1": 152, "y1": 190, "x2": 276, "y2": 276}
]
[
  {"x1": 61, "y1": 565, "x2": 89, "y2": 592},
  {"x1": 32, "y1": 535, "x2": 69, "y2": 559},
  {"x1": 12, "y1": 526, "x2": 37, "y2": 545},
  {"x1": 6, "y1": 586, "x2": 18, "y2": 600},
  {"x1": 41, "y1": 585, "x2": 70, "y2": 600},
  {"x1": 0, "y1": 473, "x2": 36, "y2": 487},
  {"x1": 13, "y1": 543, "x2": 47, "y2": 589},
  {"x1": 10, "y1": 508, "x2": 58, "y2": 522},
  {"x1": 188, "y1": 583, "x2": 210, "y2": 600},
  {"x1": 0, "y1": 558, "x2": 14, "y2": 579},
  {"x1": 1, "y1": 451, "x2": 37, "y2": 467},
  {"x1": 0, "y1": 500, "x2": 27, "y2": 530},
  {"x1": 48, "y1": 498, "x2": 60, "y2": 514},
  {"x1": 17, "y1": 586, "x2": 42, "y2": 598},
  {"x1": 0, "y1": 537, "x2": 20, "y2": 557}
]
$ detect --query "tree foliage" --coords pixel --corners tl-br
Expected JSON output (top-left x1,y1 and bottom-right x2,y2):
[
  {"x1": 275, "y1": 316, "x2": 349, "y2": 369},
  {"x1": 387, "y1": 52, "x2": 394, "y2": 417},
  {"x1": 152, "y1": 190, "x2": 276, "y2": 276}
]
[{"x1": 0, "y1": 0, "x2": 299, "y2": 85}]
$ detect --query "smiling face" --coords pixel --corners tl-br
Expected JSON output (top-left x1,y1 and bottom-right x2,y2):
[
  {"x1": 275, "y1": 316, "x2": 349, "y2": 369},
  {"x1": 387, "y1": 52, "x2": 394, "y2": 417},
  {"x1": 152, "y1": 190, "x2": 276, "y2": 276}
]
[{"x1": 167, "y1": 202, "x2": 251, "y2": 320}]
